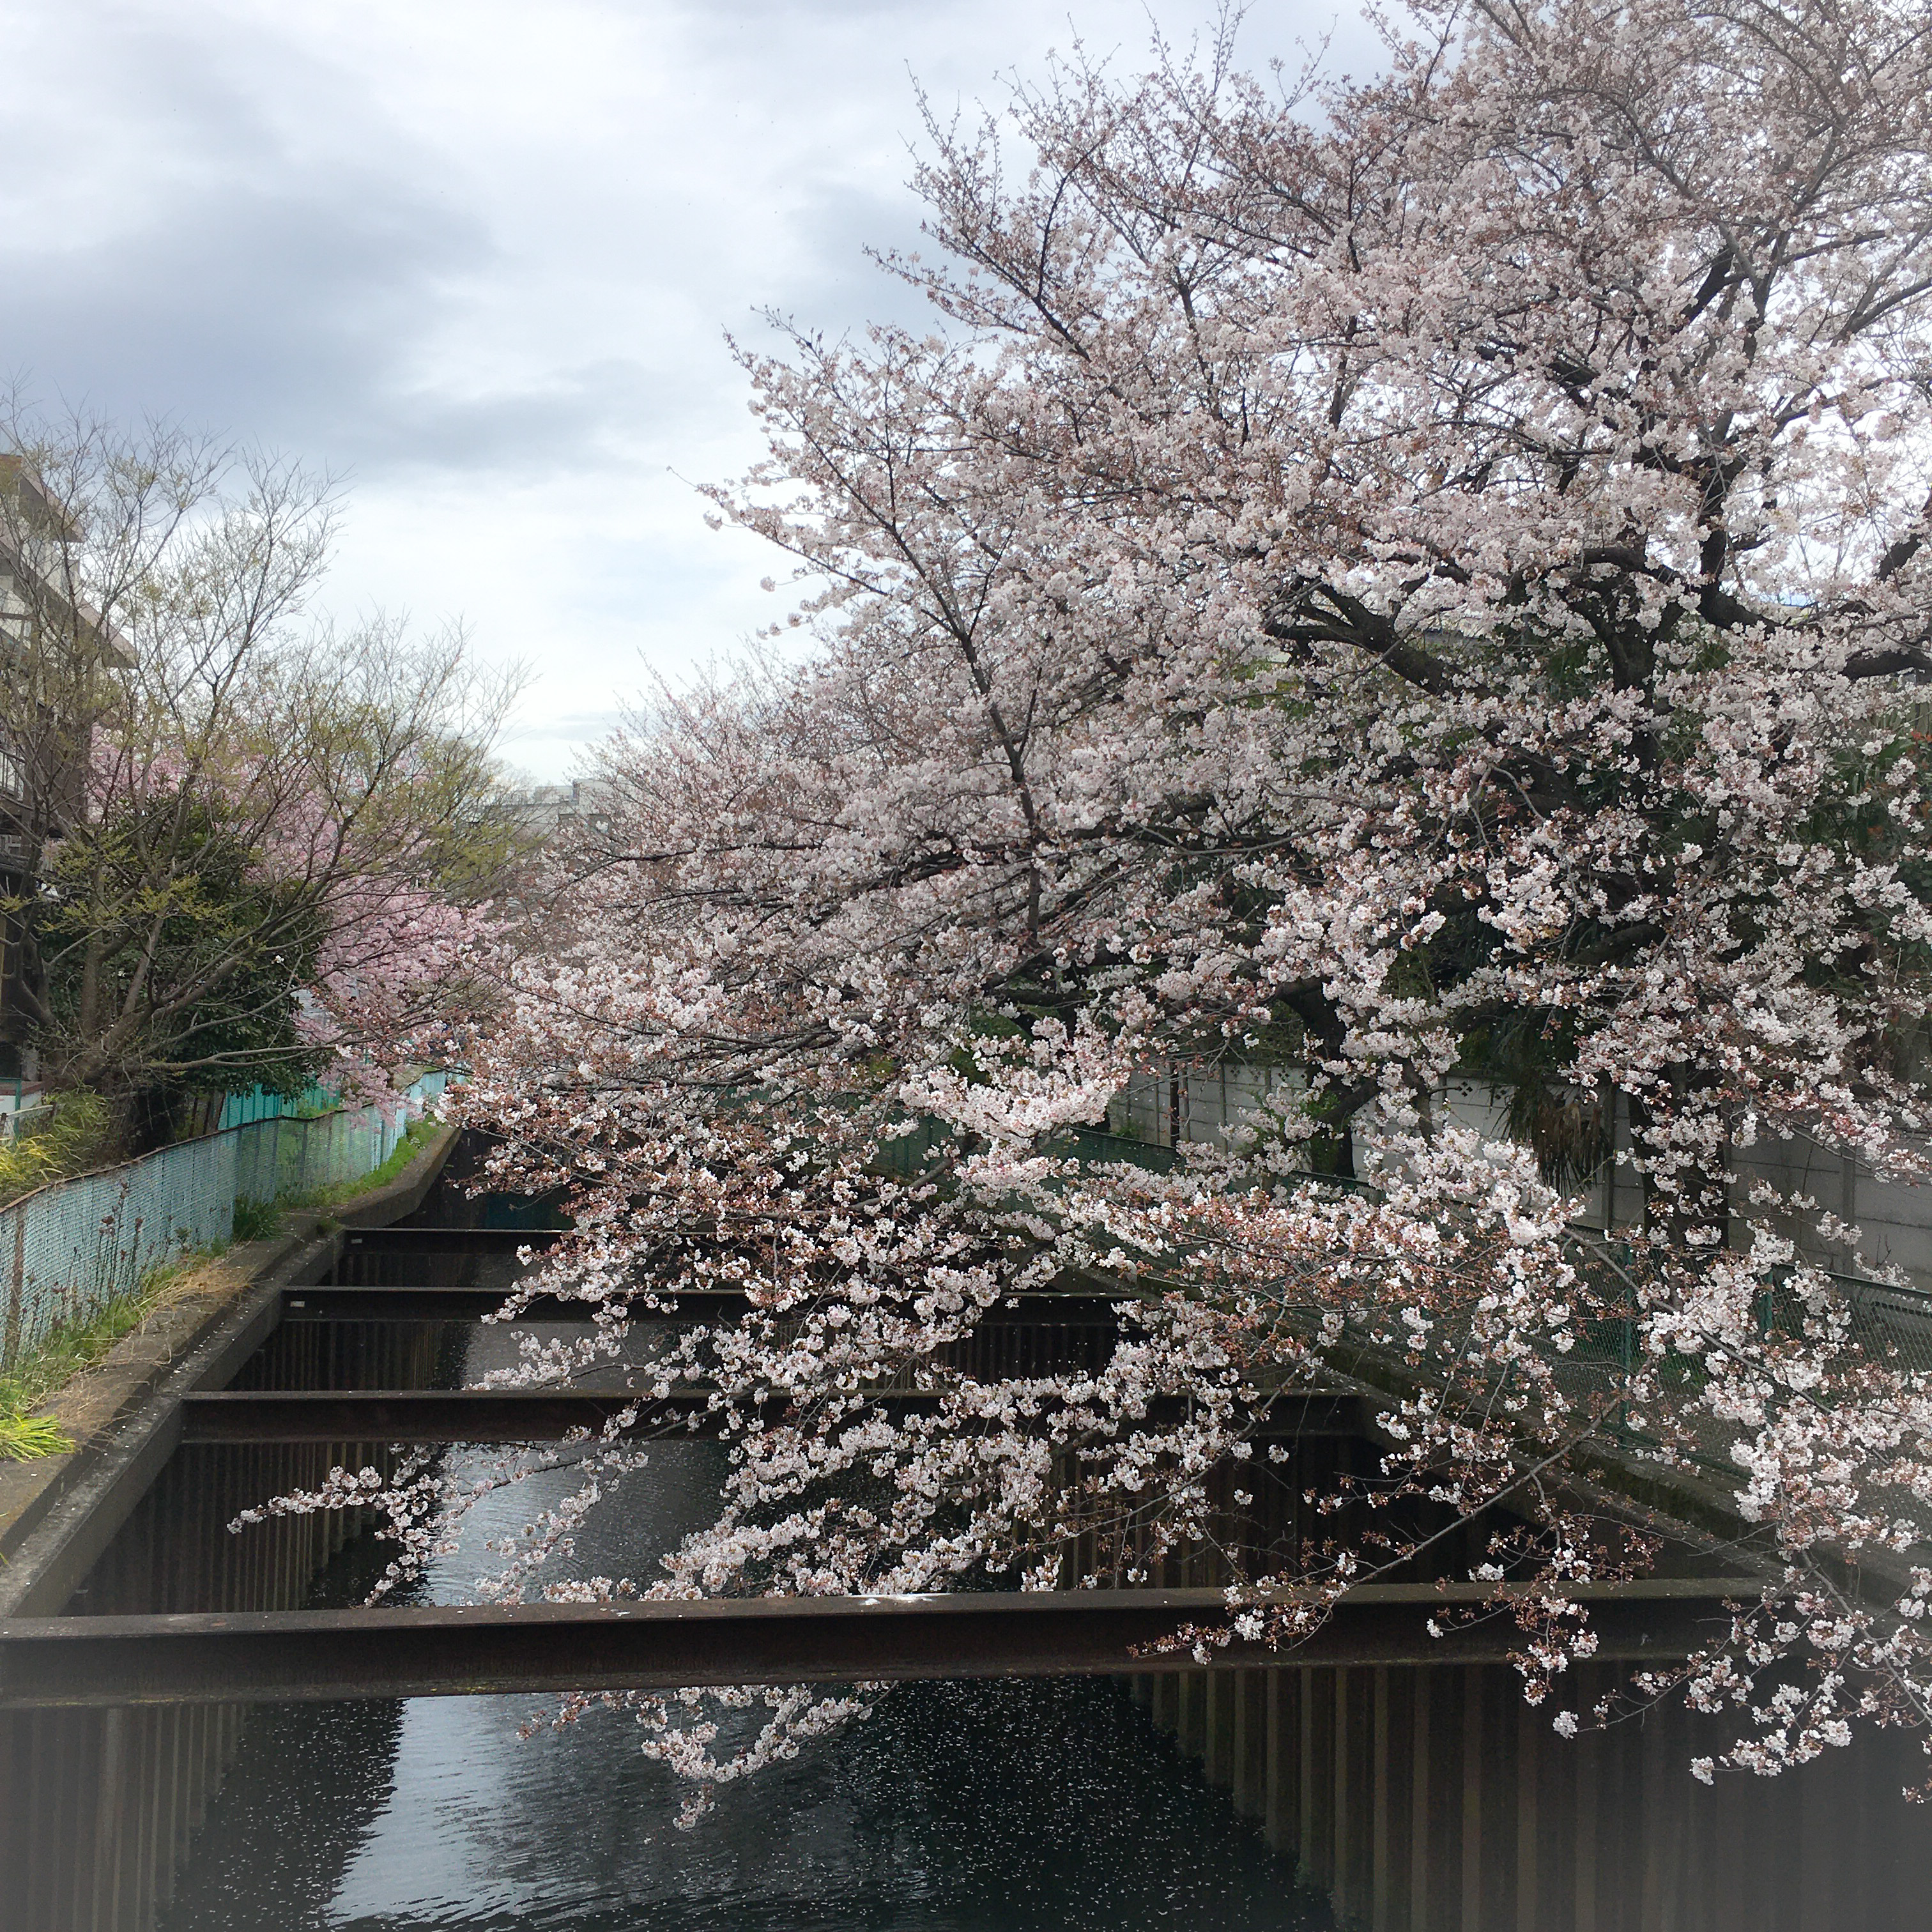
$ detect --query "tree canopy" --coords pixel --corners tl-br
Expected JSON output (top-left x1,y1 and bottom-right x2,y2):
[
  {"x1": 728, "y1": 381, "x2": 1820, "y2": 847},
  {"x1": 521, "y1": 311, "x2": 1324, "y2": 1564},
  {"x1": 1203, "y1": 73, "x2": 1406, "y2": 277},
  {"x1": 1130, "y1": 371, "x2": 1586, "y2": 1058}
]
[
  {"x1": 0, "y1": 408, "x2": 528, "y2": 1139},
  {"x1": 312, "y1": 0, "x2": 1932, "y2": 1810}
]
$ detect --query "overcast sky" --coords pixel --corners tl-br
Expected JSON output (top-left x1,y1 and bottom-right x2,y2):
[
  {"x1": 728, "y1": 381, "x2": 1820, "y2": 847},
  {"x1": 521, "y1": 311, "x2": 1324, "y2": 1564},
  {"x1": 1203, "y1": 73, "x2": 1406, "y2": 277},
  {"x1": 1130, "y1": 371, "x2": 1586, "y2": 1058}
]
[{"x1": 2, "y1": 0, "x2": 1379, "y2": 778}]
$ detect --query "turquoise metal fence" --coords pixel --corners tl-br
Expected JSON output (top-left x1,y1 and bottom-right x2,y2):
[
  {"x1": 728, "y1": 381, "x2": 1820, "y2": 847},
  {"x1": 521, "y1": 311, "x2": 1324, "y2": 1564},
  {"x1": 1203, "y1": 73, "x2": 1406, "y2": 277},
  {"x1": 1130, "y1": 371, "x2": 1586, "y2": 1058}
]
[
  {"x1": 214, "y1": 1083, "x2": 348, "y2": 1130},
  {"x1": 0, "y1": 1071, "x2": 450, "y2": 1370}
]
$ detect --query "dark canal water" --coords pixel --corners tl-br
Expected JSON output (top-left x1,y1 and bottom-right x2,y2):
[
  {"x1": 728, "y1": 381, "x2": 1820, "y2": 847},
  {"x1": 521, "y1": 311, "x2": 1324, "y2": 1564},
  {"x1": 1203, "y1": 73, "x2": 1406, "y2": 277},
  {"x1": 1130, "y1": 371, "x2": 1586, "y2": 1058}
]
[{"x1": 158, "y1": 1324, "x2": 1329, "y2": 1932}]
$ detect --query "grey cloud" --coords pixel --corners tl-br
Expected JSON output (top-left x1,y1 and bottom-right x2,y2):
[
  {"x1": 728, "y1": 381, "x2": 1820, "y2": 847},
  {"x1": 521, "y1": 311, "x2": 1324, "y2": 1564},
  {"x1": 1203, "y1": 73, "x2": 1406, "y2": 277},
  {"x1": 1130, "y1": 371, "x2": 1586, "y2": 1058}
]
[
  {"x1": 0, "y1": 160, "x2": 721, "y2": 486},
  {"x1": 0, "y1": 0, "x2": 495, "y2": 473},
  {"x1": 1, "y1": 0, "x2": 1379, "y2": 781},
  {"x1": 509, "y1": 705, "x2": 630, "y2": 742},
  {"x1": 353, "y1": 359, "x2": 716, "y2": 477},
  {"x1": 1, "y1": 173, "x2": 481, "y2": 438},
  {"x1": 769, "y1": 183, "x2": 944, "y2": 337}
]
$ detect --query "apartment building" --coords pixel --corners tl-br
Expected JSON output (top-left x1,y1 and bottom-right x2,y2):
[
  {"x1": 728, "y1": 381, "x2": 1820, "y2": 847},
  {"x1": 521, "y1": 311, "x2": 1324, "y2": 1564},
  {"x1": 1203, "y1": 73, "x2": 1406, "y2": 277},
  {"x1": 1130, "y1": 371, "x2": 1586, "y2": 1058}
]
[{"x1": 0, "y1": 456, "x2": 129, "y2": 1086}]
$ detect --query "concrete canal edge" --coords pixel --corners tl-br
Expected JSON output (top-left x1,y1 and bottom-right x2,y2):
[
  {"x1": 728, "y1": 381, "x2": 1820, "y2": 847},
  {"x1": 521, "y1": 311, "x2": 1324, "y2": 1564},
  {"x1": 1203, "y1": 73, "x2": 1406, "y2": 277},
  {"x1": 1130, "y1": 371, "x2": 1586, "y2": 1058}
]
[{"x1": 0, "y1": 1123, "x2": 459, "y2": 1618}]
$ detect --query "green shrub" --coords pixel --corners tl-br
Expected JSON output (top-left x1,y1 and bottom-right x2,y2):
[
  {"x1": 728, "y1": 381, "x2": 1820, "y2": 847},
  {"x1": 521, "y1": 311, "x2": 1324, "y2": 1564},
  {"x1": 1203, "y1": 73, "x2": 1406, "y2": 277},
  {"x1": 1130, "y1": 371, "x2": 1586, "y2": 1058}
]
[
  {"x1": 0, "y1": 1090, "x2": 114, "y2": 1206},
  {"x1": 230, "y1": 1196, "x2": 283, "y2": 1242},
  {"x1": 0, "y1": 1414, "x2": 75, "y2": 1460}
]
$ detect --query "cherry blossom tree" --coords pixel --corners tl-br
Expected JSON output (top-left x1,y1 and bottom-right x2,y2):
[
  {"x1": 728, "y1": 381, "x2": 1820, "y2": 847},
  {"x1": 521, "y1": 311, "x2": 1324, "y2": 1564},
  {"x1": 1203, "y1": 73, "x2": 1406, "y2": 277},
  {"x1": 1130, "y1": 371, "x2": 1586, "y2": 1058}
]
[
  {"x1": 1, "y1": 408, "x2": 523, "y2": 1138},
  {"x1": 284, "y1": 0, "x2": 1932, "y2": 1809}
]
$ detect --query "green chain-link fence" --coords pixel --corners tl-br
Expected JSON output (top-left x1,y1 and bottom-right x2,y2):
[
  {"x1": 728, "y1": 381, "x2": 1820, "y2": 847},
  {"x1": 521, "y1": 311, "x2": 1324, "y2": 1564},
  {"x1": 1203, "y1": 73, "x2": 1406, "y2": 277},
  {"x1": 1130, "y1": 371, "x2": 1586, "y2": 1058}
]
[{"x1": 0, "y1": 1071, "x2": 449, "y2": 1369}]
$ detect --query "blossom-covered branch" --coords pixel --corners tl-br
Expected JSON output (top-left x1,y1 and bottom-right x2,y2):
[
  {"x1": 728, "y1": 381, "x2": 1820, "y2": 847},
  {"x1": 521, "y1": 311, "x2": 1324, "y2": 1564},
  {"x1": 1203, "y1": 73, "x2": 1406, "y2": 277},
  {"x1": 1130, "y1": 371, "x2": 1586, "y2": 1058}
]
[{"x1": 260, "y1": 0, "x2": 1932, "y2": 1810}]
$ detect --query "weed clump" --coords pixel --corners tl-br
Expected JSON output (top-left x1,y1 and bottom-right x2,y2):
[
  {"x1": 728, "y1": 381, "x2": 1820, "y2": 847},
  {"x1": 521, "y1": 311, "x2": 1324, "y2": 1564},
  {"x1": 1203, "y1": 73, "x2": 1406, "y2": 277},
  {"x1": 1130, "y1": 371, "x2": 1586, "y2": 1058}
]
[{"x1": 0, "y1": 1091, "x2": 114, "y2": 1207}]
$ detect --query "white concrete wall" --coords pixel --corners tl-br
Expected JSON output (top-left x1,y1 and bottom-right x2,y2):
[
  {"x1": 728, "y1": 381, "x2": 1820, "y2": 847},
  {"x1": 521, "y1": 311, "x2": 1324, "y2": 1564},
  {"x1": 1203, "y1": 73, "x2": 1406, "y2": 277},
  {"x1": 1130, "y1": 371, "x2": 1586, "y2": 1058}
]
[
  {"x1": 1108, "y1": 1064, "x2": 1304, "y2": 1153},
  {"x1": 1108, "y1": 1066, "x2": 1932, "y2": 1285},
  {"x1": 1732, "y1": 1131, "x2": 1932, "y2": 1289}
]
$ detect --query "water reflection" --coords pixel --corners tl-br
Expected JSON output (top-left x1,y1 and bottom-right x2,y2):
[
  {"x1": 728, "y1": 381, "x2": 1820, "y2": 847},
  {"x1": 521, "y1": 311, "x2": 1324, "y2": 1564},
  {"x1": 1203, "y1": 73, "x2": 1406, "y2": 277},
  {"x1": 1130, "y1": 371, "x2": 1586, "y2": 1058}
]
[
  {"x1": 166, "y1": 1675, "x2": 1327, "y2": 1931},
  {"x1": 162, "y1": 1326, "x2": 1325, "y2": 1932}
]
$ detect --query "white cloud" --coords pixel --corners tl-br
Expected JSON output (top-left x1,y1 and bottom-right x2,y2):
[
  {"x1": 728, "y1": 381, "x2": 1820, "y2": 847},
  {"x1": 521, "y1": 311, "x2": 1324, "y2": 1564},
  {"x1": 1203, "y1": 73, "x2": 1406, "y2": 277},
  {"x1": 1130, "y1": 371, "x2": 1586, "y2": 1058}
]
[{"x1": 1, "y1": 0, "x2": 1379, "y2": 776}]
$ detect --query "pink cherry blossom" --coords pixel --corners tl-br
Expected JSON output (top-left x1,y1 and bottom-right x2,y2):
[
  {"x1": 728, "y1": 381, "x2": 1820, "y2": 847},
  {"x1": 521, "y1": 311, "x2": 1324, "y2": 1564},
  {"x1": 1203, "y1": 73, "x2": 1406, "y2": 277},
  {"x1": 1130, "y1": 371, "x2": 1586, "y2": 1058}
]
[{"x1": 261, "y1": 0, "x2": 1932, "y2": 1807}]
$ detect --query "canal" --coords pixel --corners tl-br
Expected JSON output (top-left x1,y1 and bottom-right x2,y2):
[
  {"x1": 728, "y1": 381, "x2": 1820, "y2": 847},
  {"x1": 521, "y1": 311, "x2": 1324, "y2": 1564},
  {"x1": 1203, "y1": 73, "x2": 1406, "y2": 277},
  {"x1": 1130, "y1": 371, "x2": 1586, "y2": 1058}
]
[
  {"x1": 10, "y1": 1193, "x2": 1932, "y2": 1932},
  {"x1": 158, "y1": 1324, "x2": 1331, "y2": 1932}
]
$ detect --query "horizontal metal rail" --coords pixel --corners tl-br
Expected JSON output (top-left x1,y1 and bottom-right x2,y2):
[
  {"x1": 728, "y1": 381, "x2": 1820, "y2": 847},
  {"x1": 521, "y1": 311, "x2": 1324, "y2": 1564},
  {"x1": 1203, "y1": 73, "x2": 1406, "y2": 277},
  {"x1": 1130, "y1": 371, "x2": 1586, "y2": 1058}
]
[
  {"x1": 0, "y1": 1580, "x2": 1761, "y2": 1706},
  {"x1": 178, "y1": 1389, "x2": 1377, "y2": 1444},
  {"x1": 338, "y1": 1226, "x2": 562, "y2": 1252},
  {"x1": 282, "y1": 1286, "x2": 1129, "y2": 1324}
]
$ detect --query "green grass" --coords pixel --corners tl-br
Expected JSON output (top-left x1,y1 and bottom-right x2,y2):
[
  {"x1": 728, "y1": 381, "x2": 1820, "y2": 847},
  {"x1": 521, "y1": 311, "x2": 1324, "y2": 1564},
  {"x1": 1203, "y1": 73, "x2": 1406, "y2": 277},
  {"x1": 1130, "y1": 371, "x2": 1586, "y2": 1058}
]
[
  {"x1": 0, "y1": 1117, "x2": 441, "y2": 1460},
  {"x1": 0, "y1": 1289, "x2": 162, "y2": 1428},
  {"x1": 0, "y1": 1414, "x2": 77, "y2": 1460},
  {"x1": 300, "y1": 1115, "x2": 440, "y2": 1209},
  {"x1": 230, "y1": 1195, "x2": 284, "y2": 1243},
  {"x1": 227, "y1": 1115, "x2": 442, "y2": 1243},
  {"x1": 0, "y1": 1241, "x2": 240, "y2": 1455}
]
